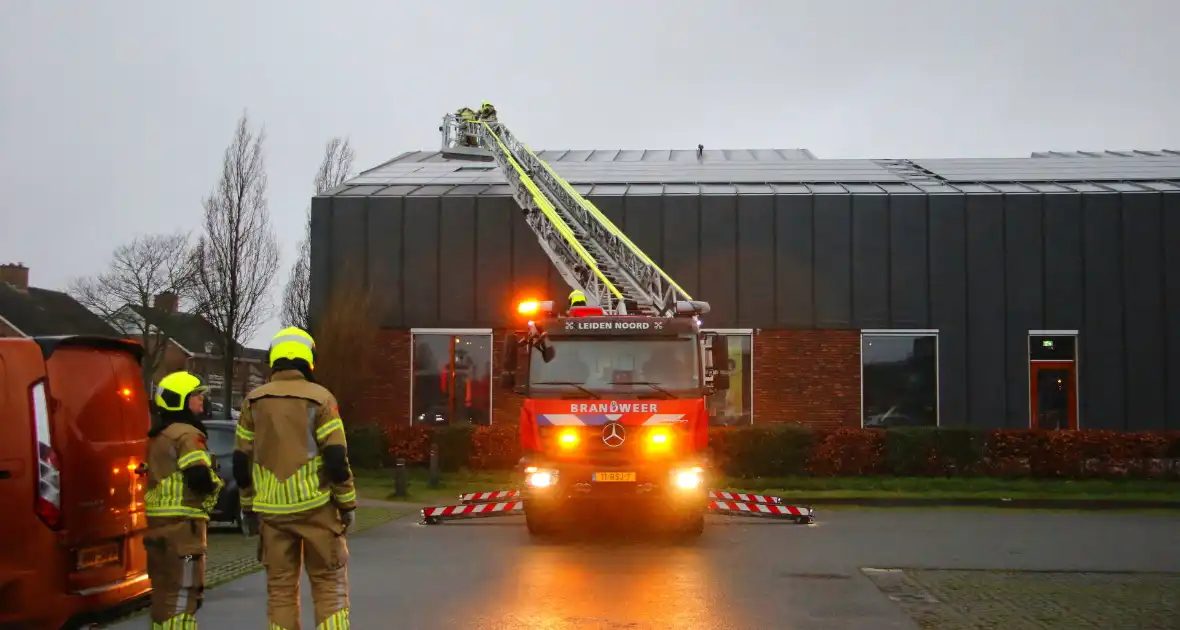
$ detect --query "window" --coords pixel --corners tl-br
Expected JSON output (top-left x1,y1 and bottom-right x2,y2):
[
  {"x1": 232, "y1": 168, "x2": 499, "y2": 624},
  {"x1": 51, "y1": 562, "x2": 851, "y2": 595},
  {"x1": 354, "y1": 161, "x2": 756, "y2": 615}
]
[
  {"x1": 411, "y1": 330, "x2": 493, "y2": 426},
  {"x1": 528, "y1": 337, "x2": 700, "y2": 395},
  {"x1": 861, "y1": 330, "x2": 938, "y2": 428},
  {"x1": 704, "y1": 331, "x2": 753, "y2": 426}
]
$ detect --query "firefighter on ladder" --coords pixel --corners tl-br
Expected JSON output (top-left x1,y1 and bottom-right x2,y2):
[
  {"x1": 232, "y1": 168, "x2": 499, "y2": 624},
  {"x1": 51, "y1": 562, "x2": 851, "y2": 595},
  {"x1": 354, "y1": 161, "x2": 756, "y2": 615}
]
[
  {"x1": 456, "y1": 106, "x2": 479, "y2": 147},
  {"x1": 234, "y1": 327, "x2": 358, "y2": 630},
  {"x1": 477, "y1": 100, "x2": 497, "y2": 123},
  {"x1": 143, "y1": 371, "x2": 224, "y2": 629}
]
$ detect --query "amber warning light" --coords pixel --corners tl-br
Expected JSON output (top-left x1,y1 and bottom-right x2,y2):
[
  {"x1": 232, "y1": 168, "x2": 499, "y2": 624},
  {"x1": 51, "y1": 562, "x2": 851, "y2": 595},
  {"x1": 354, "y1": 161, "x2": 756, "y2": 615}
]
[{"x1": 517, "y1": 300, "x2": 539, "y2": 315}]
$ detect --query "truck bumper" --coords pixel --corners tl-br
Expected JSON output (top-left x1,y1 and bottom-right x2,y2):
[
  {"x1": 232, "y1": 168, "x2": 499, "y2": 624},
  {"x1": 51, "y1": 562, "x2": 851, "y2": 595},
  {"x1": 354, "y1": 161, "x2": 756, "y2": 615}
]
[{"x1": 518, "y1": 458, "x2": 708, "y2": 518}]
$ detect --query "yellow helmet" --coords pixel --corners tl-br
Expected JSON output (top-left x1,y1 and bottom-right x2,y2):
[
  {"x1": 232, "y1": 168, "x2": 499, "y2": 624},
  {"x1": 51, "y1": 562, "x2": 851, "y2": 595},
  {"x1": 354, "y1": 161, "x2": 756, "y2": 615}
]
[
  {"x1": 269, "y1": 326, "x2": 316, "y2": 369},
  {"x1": 155, "y1": 371, "x2": 208, "y2": 412},
  {"x1": 481, "y1": 101, "x2": 493, "y2": 109},
  {"x1": 568, "y1": 289, "x2": 586, "y2": 306}
]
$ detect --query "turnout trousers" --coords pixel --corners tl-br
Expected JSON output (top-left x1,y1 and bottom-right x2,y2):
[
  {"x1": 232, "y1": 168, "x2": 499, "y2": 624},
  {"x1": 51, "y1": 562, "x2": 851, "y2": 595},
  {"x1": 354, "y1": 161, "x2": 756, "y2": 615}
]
[
  {"x1": 143, "y1": 517, "x2": 207, "y2": 629},
  {"x1": 259, "y1": 504, "x2": 351, "y2": 630}
]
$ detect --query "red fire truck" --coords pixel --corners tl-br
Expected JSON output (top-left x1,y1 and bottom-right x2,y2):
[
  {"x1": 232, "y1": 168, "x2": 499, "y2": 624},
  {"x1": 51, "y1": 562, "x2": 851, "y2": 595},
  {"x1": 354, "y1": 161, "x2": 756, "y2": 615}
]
[{"x1": 499, "y1": 298, "x2": 729, "y2": 537}]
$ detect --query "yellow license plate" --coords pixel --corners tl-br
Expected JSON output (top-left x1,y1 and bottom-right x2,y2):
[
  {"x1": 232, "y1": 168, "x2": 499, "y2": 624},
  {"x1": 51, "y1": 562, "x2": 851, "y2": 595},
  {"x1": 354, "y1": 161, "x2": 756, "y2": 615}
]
[
  {"x1": 77, "y1": 542, "x2": 121, "y2": 571},
  {"x1": 592, "y1": 472, "x2": 636, "y2": 482}
]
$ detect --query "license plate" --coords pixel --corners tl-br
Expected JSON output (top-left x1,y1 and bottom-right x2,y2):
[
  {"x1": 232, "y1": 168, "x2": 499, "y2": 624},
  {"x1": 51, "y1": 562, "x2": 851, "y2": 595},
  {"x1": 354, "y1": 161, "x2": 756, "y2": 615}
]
[
  {"x1": 592, "y1": 472, "x2": 636, "y2": 482},
  {"x1": 77, "y1": 541, "x2": 121, "y2": 571}
]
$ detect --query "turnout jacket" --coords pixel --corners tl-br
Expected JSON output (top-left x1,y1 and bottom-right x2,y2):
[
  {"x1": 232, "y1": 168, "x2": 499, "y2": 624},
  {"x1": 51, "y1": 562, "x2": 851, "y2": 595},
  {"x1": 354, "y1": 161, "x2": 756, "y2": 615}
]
[
  {"x1": 233, "y1": 370, "x2": 357, "y2": 515},
  {"x1": 145, "y1": 423, "x2": 223, "y2": 519}
]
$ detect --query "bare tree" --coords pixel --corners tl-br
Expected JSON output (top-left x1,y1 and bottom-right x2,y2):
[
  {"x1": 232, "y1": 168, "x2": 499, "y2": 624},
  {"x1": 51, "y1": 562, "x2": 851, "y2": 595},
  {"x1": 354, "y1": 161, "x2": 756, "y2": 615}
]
[
  {"x1": 69, "y1": 232, "x2": 198, "y2": 391},
  {"x1": 281, "y1": 137, "x2": 355, "y2": 331},
  {"x1": 193, "y1": 111, "x2": 282, "y2": 412},
  {"x1": 313, "y1": 264, "x2": 378, "y2": 422}
]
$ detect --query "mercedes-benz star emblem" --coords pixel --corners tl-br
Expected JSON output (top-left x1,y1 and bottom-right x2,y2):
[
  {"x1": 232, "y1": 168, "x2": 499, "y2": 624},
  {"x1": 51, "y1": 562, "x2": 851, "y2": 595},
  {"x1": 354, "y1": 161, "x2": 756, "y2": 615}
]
[{"x1": 602, "y1": 422, "x2": 626, "y2": 447}]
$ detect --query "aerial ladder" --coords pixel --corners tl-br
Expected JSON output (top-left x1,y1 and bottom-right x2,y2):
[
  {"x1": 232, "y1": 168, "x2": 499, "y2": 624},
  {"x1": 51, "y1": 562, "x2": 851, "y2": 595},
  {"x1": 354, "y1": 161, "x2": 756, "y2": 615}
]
[
  {"x1": 441, "y1": 114, "x2": 692, "y2": 317},
  {"x1": 425, "y1": 113, "x2": 816, "y2": 530}
]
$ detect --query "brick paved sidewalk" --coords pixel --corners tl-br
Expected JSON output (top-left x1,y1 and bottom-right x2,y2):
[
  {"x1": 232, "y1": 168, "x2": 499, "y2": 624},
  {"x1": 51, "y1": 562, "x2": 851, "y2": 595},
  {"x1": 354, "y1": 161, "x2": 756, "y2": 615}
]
[{"x1": 863, "y1": 567, "x2": 1180, "y2": 629}]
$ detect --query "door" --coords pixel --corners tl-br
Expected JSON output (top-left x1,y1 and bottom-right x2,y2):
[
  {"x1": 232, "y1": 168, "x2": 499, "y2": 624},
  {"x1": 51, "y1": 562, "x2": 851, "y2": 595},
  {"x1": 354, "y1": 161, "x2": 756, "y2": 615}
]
[{"x1": 1030, "y1": 361, "x2": 1077, "y2": 430}]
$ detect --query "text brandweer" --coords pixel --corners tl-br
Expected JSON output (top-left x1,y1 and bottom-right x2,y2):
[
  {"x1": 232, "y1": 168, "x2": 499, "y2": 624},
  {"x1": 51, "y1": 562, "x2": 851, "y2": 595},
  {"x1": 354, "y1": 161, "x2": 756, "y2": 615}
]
[{"x1": 569, "y1": 402, "x2": 660, "y2": 413}]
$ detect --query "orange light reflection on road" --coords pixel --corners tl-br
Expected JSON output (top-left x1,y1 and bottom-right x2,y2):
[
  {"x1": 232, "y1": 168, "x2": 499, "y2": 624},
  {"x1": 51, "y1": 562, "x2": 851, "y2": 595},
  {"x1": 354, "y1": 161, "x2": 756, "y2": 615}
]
[{"x1": 498, "y1": 541, "x2": 716, "y2": 628}]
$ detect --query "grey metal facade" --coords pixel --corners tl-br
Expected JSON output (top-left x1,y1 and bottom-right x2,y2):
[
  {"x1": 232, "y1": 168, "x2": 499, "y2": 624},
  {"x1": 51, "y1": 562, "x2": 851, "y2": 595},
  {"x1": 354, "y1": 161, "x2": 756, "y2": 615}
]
[{"x1": 311, "y1": 148, "x2": 1180, "y2": 431}]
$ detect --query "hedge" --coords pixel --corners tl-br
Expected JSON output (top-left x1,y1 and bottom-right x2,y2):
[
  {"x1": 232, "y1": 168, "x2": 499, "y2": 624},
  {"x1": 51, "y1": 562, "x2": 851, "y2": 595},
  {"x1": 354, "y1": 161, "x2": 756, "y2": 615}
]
[{"x1": 344, "y1": 424, "x2": 1180, "y2": 480}]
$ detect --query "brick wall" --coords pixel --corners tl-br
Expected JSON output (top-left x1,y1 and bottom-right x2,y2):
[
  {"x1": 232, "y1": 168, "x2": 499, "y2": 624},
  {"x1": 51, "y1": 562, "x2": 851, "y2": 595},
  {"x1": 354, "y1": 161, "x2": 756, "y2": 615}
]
[
  {"x1": 753, "y1": 329, "x2": 861, "y2": 429},
  {"x1": 354, "y1": 329, "x2": 411, "y2": 427},
  {"x1": 357, "y1": 327, "x2": 862, "y2": 431}
]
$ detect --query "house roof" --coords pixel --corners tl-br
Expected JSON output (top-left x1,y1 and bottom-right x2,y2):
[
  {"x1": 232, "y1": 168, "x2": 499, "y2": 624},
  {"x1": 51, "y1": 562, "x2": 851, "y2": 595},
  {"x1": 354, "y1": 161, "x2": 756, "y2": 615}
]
[
  {"x1": 0, "y1": 283, "x2": 121, "y2": 337},
  {"x1": 124, "y1": 304, "x2": 263, "y2": 359},
  {"x1": 329, "y1": 145, "x2": 1180, "y2": 198}
]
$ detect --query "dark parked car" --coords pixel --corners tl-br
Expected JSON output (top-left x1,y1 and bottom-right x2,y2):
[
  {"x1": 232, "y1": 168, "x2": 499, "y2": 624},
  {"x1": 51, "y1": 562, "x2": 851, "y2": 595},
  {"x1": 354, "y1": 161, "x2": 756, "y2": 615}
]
[{"x1": 203, "y1": 418, "x2": 246, "y2": 533}]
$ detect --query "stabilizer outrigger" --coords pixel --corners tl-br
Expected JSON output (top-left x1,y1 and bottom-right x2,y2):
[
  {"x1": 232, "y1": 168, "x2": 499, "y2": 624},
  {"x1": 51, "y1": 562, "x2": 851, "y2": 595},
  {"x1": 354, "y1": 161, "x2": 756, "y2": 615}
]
[{"x1": 421, "y1": 489, "x2": 815, "y2": 526}]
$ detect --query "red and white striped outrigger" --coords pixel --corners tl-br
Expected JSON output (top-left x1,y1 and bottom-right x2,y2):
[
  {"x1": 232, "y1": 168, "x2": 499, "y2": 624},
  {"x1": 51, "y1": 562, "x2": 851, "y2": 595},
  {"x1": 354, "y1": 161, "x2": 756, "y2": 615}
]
[{"x1": 420, "y1": 489, "x2": 814, "y2": 525}]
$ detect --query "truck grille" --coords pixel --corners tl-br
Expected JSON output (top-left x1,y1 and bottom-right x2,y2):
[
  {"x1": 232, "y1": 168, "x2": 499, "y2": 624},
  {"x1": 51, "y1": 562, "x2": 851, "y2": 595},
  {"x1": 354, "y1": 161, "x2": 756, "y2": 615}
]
[{"x1": 539, "y1": 425, "x2": 684, "y2": 461}]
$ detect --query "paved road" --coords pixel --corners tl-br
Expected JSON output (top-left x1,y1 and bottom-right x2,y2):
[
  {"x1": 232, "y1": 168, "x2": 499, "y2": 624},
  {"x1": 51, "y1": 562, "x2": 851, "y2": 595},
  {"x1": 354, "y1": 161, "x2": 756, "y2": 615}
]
[{"x1": 109, "y1": 509, "x2": 1180, "y2": 629}]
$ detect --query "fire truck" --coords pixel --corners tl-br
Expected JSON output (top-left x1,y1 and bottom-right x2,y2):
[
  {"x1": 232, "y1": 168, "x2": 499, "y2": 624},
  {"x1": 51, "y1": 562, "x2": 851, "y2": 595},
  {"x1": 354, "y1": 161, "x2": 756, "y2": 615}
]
[
  {"x1": 499, "y1": 298, "x2": 728, "y2": 536},
  {"x1": 415, "y1": 110, "x2": 815, "y2": 533}
]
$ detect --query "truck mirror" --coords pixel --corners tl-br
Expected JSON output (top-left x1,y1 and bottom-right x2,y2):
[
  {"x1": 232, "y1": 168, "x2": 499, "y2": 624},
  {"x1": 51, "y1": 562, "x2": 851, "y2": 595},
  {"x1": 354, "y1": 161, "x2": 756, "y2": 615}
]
[
  {"x1": 501, "y1": 336, "x2": 518, "y2": 371},
  {"x1": 713, "y1": 372, "x2": 730, "y2": 391},
  {"x1": 710, "y1": 336, "x2": 728, "y2": 368},
  {"x1": 499, "y1": 371, "x2": 515, "y2": 391}
]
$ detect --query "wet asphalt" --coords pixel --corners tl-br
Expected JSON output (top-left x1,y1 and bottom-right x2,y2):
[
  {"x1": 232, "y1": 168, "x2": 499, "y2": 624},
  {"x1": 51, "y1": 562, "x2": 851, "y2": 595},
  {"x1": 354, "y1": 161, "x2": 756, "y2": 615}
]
[{"x1": 107, "y1": 508, "x2": 1180, "y2": 629}]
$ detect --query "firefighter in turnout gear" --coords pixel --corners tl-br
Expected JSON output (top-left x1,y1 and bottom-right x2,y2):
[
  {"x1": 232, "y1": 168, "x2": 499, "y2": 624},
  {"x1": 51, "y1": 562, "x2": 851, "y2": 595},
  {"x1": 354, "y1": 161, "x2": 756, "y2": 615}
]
[
  {"x1": 568, "y1": 289, "x2": 587, "y2": 309},
  {"x1": 456, "y1": 106, "x2": 479, "y2": 147},
  {"x1": 143, "y1": 371, "x2": 224, "y2": 629},
  {"x1": 477, "y1": 100, "x2": 497, "y2": 122},
  {"x1": 234, "y1": 327, "x2": 358, "y2": 630}
]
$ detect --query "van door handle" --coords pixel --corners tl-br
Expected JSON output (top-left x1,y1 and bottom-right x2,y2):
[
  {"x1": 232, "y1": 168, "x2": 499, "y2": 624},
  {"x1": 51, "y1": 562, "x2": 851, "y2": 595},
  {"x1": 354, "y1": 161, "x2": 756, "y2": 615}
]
[{"x1": 0, "y1": 470, "x2": 11, "y2": 480}]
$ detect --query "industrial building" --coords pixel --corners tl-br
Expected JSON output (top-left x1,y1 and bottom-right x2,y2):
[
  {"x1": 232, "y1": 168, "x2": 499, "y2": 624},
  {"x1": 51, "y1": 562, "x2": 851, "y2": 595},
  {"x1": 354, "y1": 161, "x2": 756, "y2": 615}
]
[{"x1": 310, "y1": 147, "x2": 1180, "y2": 432}]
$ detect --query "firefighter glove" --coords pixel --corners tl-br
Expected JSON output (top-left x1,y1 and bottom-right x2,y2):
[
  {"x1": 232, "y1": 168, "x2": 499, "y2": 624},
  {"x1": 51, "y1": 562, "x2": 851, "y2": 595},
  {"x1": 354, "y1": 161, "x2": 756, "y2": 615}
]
[
  {"x1": 241, "y1": 509, "x2": 260, "y2": 537},
  {"x1": 340, "y1": 507, "x2": 356, "y2": 532}
]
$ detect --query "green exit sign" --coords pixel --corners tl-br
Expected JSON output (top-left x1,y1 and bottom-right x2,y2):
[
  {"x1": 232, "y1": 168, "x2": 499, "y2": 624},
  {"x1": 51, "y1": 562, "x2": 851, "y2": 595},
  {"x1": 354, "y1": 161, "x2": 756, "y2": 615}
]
[{"x1": 1042, "y1": 340, "x2": 1054, "y2": 348}]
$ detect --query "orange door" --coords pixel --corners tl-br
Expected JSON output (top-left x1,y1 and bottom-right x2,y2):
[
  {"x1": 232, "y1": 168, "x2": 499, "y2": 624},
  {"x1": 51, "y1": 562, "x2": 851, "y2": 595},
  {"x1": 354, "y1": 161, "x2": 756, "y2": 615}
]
[{"x1": 1030, "y1": 361, "x2": 1077, "y2": 429}]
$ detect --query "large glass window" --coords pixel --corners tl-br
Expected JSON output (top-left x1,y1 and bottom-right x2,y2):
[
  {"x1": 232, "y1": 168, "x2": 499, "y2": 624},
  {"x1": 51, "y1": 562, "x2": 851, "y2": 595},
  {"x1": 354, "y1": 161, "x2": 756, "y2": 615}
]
[
  {"x1": 411, "y1": 331, "x2": 493, "y2": 426},
  {"x1": 705, "y1": 332, "x2": 753, "y2": 426},
  {"x1": 528, "y1": 337, "x2": 700, "y2": 396},
  {"x1": 861, "y1": 331, "x2": 938, "y2": 428}
]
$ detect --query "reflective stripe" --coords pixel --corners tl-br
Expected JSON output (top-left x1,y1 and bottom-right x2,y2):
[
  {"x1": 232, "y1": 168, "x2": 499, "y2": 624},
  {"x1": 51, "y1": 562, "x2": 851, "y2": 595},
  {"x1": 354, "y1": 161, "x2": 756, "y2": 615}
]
[
  {"x1": 333, "y1": 489, "x2": 356, "y2": 504},
  {"x1": 250, "y1": 457, "x2": 332, "y2": 515},
  {"x1": 316, "y1": 418, "x2": 344, "y2": 442},
  {"x1": 236, "y1": 424, "x2": 255, "y2": 441},
  {"x1": 317, "y1": 608, "x2": 349, "y2": 630},
  {"x1": 270, "y1": 334, "x2": 314, "y2": 350},
  {"x1": 146, "y1": 469, "x2": 219, "y2": 518},
  {"x1": 177, "y1": 450, "x2": 211, "y2": 469}
]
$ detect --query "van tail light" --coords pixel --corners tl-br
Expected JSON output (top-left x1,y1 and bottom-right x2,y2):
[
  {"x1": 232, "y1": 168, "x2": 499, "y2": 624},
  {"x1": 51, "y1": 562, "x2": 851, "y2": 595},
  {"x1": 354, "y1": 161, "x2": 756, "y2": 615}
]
[{"x1": 30, "y1": 381, "x2": 62, "y2": 530}]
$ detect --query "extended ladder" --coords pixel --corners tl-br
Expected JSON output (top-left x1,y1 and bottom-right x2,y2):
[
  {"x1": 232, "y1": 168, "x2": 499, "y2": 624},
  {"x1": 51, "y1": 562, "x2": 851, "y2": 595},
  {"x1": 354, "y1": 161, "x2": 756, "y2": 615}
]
[{"x1": 440, "y1": 114, "x2": 692, "y2": 316}]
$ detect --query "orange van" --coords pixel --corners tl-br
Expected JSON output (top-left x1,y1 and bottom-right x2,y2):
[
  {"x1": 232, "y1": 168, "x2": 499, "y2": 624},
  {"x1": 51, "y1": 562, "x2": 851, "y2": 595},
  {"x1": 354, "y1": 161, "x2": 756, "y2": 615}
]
[{"x1": 0, "y1": 335, "x2": 153, "y2": 628}]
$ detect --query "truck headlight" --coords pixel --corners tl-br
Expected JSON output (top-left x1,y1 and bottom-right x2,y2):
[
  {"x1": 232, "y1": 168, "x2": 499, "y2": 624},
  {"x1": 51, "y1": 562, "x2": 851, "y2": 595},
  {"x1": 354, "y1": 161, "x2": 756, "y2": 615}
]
[
  {"x1": 526, "y1": 468, "x2": 558, "y2": 488},
  {"x1": 672, "y1": 466, "x2": 703, "y2": 490}
]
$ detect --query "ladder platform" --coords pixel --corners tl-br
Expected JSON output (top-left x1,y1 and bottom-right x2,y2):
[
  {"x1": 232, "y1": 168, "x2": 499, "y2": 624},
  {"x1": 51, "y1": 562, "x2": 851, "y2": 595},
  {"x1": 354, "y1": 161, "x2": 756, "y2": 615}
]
[{"x1": 440, "y1": 145, "x2": 494, "y2": 161}]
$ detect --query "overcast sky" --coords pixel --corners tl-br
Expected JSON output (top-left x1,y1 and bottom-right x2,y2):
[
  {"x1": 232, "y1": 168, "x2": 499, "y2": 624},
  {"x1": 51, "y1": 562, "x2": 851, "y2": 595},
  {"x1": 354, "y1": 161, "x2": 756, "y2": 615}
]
[{"x1": 2, "y1": 0, "x2": 1177, "y2": 347}]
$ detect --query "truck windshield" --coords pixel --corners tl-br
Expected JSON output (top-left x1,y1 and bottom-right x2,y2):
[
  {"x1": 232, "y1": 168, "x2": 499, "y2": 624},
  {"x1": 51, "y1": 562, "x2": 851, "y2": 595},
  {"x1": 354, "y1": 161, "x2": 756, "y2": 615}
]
[{"x1": 529, "y1": 338, "x2": 699, "y2": 395}]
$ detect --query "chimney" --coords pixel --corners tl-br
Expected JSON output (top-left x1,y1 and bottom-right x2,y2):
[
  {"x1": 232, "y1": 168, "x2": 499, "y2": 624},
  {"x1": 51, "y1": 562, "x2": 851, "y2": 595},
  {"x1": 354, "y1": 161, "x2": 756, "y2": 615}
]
[
  {"x1": 0, "y1": 263, "x2": 29, "y2": 290},
  {"x1": 153, "y1": 292, "x2": 178, "y2": 313}
]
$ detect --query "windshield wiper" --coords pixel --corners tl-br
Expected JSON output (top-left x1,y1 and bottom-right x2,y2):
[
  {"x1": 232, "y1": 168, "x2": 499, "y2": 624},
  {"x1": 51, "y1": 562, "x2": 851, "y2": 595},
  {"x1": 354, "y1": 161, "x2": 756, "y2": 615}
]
[
  {"x1": 533, "y1": 381, "x2": 599, "y2": 399},
  {"x1": 610, "y1": 381, "x2": 675, "y2": 399}
]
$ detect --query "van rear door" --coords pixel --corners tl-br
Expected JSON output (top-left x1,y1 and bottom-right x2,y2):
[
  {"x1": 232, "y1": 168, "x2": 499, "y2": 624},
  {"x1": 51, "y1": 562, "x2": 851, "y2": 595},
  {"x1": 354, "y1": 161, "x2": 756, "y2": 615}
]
[
  {"x1": 0, "y1": 348, "x2": 31, "y2": 584},
  {"x1": 40, "y1": 337, "x2": 149, "y2": 592}
]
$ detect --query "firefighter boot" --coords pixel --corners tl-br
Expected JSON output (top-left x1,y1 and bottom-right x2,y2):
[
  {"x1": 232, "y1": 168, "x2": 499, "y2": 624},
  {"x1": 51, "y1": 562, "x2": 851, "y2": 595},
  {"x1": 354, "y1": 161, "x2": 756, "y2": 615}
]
[
  {"x1": 144, "y1": 518, "x2": 207, "y2": 629},
  {"x1": 304, "y1": 507, "x2": 351, "y2": 629},
  {"x1": 260, "y1": 518, "x2": 304, "y2": 630}
]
